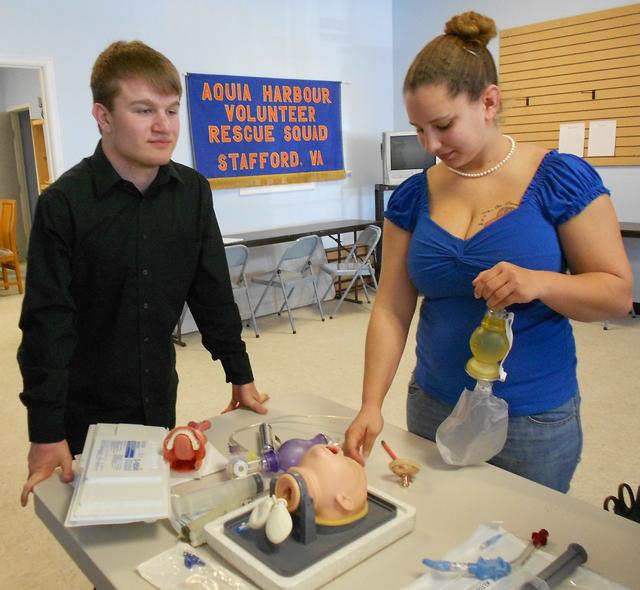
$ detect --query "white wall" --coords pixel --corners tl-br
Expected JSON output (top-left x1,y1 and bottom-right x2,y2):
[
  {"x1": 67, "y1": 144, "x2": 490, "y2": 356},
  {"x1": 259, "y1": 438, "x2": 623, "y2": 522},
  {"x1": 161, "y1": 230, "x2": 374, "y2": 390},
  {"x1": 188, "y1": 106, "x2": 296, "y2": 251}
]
[
  {"x1": 0, "y1": 0, "x2": 394, "y2": 233},
  {"x1": 0, "y1": 68, "x2": 41, "y2": 117},
  {"x1": 392, "y1": 0, "x2": 640, "y2": 301}
]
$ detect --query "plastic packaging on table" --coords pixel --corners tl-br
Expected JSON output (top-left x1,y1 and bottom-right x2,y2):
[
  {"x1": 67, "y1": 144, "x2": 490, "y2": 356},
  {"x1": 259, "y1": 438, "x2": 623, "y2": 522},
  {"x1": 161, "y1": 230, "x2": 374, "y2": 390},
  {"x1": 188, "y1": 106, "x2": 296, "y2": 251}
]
[
  {"x1": 403, "y1": 524, "x2": 629, "y2": 590},
  {"x1": 137, "y1": 541, "x2": 254, "y2": 589}
]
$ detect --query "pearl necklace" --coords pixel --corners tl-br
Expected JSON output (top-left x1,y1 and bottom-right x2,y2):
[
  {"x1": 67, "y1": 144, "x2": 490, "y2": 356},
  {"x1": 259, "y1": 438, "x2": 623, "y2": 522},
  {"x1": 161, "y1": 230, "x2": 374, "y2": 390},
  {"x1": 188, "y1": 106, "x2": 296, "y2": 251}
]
[{"x1": 446, "y1": 135, "x2": 516, "y2": 178}]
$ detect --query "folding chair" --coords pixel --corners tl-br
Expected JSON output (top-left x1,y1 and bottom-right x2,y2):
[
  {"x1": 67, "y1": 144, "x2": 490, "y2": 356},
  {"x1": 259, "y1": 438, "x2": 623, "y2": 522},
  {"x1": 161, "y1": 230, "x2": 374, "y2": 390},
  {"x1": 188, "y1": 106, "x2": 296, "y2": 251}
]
[
  {"x1": 225, "y1": 244, "x2": 259, "y2": 338},
  {"x1": 603, "y1": 307, "x2": 637, "y2": 330},
  {"x1": 251, "y1": 235, "x2": 325, "y2": 334},
  {"x1": 320, "y1": 224, "x2": 381, "y2": 318}
]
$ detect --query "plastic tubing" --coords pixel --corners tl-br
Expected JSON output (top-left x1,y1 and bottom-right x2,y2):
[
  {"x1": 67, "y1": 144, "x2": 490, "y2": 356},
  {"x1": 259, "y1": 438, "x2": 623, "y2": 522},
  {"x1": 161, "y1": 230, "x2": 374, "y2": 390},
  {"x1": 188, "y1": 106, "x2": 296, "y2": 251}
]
[
  {"x1": 227, "y1": 414, "x2": 351, "y2": 452},
  {"x1": 520, "y1": 543, "x2": 588, "y2": 590}
]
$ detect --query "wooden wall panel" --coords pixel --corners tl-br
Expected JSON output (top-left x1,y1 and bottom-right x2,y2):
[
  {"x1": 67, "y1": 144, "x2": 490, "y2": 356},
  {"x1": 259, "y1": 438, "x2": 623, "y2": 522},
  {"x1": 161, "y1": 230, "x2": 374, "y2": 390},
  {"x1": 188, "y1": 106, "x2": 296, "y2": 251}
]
[{"x1": 499, "y1": 3, "x2": 640, "y2": 166}]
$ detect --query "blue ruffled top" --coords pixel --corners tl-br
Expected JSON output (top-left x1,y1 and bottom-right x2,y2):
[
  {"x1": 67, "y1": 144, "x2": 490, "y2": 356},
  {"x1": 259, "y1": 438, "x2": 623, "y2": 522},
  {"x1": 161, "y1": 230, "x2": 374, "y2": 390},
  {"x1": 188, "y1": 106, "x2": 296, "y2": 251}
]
[{"x1": 385, "y1": 151, "x2": 608, "y2": 415}]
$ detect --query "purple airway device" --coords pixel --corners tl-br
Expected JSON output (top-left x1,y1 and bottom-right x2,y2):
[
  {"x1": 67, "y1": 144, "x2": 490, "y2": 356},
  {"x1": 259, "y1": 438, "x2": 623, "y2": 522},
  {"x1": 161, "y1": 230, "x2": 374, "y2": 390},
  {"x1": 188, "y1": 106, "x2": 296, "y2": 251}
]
[{"x1": 263, "y1": 433, "x2": 330, "y2": 473}]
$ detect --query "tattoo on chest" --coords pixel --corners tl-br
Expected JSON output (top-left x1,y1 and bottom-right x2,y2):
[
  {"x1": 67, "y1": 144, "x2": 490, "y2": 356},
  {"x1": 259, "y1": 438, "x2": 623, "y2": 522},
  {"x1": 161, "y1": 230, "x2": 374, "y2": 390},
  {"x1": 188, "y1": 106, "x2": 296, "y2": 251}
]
[{"x1": 478, "y1": 201, "x2": 519, "y2": 227}]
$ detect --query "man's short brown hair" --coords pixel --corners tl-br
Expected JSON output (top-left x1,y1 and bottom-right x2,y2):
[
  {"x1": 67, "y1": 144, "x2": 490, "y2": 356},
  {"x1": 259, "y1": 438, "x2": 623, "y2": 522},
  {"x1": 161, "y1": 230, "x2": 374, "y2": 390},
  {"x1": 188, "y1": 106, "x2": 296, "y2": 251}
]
[{"x1": 91, "y1": 40, "x2": 182, "y2": 110}]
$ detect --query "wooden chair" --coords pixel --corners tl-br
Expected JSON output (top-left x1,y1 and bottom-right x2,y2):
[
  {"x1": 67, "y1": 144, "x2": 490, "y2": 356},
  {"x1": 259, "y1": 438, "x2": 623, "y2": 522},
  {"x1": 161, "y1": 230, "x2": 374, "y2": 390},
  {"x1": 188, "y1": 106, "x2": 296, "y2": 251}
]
[{"x1": 0, "y1": 199, "x2": 24, "y2": 293}]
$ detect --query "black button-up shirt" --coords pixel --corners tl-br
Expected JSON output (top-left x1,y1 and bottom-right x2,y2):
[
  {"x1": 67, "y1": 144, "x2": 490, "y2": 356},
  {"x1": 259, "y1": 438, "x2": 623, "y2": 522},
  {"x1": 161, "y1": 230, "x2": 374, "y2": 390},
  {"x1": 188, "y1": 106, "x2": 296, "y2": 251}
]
[{"x1": 18, "y1": 142, "x2": 253, "y2": 445}]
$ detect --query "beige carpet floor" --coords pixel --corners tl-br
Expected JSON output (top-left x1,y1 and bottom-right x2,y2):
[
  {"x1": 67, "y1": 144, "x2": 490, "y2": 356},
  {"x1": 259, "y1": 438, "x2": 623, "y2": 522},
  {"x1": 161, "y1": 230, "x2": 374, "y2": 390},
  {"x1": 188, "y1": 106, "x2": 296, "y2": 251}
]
[{"x1": 1, "y1": 285, "x2": 638, "y2": 589}]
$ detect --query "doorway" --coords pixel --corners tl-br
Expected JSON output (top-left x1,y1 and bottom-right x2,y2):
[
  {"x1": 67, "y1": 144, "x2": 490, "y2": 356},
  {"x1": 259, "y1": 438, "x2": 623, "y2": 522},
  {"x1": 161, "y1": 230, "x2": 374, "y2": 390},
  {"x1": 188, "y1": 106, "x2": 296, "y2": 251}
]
[
  {"x1": 0, "y1": 56, "x2": 63, "y2": 259},
  {"x1": 0, "y1": 107, "x2": 35, "y2": 256}
]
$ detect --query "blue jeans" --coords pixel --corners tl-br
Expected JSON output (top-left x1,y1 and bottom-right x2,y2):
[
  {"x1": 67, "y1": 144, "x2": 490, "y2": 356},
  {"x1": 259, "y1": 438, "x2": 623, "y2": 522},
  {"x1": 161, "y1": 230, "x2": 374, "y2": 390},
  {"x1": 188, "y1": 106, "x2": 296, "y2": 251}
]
[{"x1": 406, "y1": 379, "x2": 582, "y2": 493}]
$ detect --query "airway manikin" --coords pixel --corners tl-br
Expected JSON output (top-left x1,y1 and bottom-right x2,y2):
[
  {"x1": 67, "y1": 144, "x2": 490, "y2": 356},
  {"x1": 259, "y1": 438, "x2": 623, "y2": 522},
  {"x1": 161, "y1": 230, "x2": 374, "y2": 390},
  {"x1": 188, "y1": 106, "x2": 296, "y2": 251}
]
[{"x1": 162, "y1": 419, "x2": 211, "y2": 471}]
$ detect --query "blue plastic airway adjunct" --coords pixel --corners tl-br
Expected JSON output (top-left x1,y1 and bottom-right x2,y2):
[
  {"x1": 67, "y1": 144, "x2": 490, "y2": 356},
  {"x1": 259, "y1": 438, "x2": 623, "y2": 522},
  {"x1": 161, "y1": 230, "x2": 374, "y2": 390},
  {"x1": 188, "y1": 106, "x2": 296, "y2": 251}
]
[
  {"x1": 468, "y1": 557, "x2": 512, "y2": 580},
  {"x1": 422, "y1": 557, "x2": 512, "y2": 580}
]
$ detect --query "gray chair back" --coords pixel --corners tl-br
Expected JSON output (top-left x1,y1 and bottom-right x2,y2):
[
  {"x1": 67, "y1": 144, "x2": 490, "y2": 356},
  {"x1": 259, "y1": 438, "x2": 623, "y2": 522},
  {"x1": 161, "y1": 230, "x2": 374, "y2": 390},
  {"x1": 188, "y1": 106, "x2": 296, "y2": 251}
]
[
  {"x1": 225, "y1": 244, "x2": 249, "y2": 285},
  {"x1": 279, "y1": 235, "x2": 320, "y2": 264},
  {"x1": 225, "y1": 244, "x2": 259, "y2": 337},
  {"x1": 350, "y1": 224, "x2": 381, "y2": 264}
]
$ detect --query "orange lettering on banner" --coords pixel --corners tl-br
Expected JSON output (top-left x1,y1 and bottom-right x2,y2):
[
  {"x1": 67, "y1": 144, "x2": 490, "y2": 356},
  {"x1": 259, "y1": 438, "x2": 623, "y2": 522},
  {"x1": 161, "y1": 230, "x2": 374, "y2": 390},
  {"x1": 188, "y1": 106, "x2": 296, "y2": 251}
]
[
  {"x1": 236, "y1": 105, "x2": 257, "y2": 123},
  {"x1": 310, "y1": 150, "x2": 324, "y2": 166},
  {"x1": 202, "y1": 83, "x2": 213, "y2": 101},
  {"x1": 262, "y1": 84, "x2": 332, "y2": 104},
  {"x1": 227, "y1": 153, "x2": 240, "y2": 169},
  {"x1": 211, "y1": 82, "x2": 252, "y2": 102},
  {"x1": 255, "y1": 106, "x2": 268, "y2": 122},
  {"x1": 208, "y1": 80, "x2": 337, "y2": 176},
  {"x1": 217, "y1": 151, "x2": 301, "y2": 171},
  {"x1": 208, "y1": 124, "x2": 275, "y2": 143},
  {"x1": 220, "y1": 104, "x2": 319, "y2": 126},
  {"x1": 283, "y1": 125, "x2": 328, "y2": 142}
]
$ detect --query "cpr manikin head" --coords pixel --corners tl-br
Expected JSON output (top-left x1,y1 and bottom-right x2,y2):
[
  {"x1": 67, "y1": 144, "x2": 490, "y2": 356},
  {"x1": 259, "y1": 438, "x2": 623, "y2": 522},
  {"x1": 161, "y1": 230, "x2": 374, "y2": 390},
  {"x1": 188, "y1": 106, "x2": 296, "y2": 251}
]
[{"x1": 274, "y1": 443, "x2": 368, "y2": 525}]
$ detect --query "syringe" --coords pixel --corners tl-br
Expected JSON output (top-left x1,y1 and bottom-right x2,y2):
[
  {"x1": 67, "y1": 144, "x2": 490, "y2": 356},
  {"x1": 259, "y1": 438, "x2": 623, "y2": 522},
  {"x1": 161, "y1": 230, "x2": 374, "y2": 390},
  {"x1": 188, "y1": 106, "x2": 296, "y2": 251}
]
[{"x1": 520, "y1": 543, "x2": 588, "y2": 590}]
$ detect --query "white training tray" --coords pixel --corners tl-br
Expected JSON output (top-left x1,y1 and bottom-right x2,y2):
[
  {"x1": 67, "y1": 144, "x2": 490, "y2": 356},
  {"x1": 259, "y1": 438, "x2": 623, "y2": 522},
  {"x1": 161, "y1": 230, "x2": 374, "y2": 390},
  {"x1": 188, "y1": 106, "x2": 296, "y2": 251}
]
[{"x1": 205, "y1": 486, "x2": 416, "y2": 590}]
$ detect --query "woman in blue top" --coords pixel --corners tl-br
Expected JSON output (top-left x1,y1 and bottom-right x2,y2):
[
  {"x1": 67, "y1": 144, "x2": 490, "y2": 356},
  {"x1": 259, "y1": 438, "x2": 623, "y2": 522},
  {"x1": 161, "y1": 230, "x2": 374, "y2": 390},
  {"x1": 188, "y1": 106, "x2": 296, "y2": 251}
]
[{"x1": 343, "y1": 12, "x2": 632, "y2": 492}]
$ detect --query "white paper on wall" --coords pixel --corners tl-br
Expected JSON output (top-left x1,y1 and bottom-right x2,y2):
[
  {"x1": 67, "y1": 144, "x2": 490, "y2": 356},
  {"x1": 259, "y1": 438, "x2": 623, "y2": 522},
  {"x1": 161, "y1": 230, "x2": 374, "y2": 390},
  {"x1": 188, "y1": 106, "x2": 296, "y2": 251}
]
[
  {"x1": 558, "y1": 122, "x2": 585, "y2": 157},
  {"x1": 588, "y1": 120, "x2": 617, "y2": 157}
]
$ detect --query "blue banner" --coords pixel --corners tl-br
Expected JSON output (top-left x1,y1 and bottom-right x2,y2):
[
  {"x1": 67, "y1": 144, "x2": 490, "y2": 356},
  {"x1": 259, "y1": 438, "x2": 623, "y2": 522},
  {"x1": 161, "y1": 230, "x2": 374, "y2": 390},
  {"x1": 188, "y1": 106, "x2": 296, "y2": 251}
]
[{"x1": 186, "y1": 73, "x2": 345, "y2": 189}]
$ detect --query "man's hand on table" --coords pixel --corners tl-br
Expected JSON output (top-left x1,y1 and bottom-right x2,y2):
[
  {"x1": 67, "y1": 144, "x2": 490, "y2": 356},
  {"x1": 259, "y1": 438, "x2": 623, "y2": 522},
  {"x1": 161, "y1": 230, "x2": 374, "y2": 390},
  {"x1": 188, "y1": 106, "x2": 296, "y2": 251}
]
[
  {"x1": 21, "y1": 440, "x2": 74, "y2": 506},
  {"x1": 222, "y1": 382, "x2": 270, "y2": 415}
]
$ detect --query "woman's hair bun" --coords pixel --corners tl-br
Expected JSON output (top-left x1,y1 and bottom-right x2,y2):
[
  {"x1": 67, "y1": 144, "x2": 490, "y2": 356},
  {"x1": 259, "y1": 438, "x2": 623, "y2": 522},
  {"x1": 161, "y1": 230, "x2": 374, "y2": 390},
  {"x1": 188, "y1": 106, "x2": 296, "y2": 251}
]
[{"x1": 445, "y1": 11, "x2": 497, "y2": 47}]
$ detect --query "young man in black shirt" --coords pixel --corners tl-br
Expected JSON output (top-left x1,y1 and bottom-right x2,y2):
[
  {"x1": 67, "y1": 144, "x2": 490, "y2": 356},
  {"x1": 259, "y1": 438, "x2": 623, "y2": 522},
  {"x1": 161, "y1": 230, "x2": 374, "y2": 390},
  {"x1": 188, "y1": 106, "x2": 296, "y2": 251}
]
[{"x1": 19, "y1": 41, "x2": 268, "y2": 506}]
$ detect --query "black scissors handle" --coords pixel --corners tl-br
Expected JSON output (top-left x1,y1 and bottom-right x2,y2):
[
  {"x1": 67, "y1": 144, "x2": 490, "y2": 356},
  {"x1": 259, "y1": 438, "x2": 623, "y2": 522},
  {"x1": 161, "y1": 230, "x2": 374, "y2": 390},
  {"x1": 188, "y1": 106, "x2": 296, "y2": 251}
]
[{"x1": 604, "y1": 483, "x2": 640, "y2": 522}]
